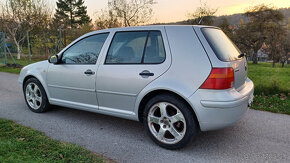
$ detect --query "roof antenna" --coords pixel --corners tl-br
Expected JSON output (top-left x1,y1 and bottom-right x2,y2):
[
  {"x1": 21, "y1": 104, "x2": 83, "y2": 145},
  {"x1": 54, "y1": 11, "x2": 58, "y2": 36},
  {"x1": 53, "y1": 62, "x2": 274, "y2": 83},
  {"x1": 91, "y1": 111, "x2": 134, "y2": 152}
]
[{"x1": 198, "y1": 17, "x2": 204, "y2": 25}]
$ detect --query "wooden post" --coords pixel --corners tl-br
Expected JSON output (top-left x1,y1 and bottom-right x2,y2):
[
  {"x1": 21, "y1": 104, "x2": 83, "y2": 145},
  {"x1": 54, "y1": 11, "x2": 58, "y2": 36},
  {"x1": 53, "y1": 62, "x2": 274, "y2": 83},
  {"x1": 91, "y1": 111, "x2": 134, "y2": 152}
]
[{"x1": 27, "y1": 31, "x2": 31, "y2": 64}]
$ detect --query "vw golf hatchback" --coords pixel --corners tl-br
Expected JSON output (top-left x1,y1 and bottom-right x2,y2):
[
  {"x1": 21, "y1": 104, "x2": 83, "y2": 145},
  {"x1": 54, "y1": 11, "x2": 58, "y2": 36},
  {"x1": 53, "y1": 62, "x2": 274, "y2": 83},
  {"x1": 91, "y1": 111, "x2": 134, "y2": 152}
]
[{"x1": 19, "y1": 25, "x2": 254, "y2": 149}]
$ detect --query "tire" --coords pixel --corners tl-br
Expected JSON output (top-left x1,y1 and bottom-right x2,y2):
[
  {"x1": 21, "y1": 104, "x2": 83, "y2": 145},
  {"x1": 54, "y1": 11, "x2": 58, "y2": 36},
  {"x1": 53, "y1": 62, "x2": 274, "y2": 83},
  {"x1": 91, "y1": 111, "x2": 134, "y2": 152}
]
[
  {"x1": 23, "y1": 78, "x2": 50, "y2": 113},
  {"x1": 143, "y1": 94, "x2": 198, "y2": 149}
]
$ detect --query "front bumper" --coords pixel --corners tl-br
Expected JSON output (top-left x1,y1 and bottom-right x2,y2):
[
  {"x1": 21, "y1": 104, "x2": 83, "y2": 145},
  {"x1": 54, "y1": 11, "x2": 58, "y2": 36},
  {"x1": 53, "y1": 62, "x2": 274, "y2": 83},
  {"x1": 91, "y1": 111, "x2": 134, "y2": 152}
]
[{"x1": 188, "y1": 78, "x2": 254, "y2": 131}]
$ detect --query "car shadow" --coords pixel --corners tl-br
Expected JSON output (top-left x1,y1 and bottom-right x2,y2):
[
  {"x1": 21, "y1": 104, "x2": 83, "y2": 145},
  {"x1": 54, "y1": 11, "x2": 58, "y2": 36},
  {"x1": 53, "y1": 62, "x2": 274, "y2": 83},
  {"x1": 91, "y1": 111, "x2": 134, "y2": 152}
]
[{"x1": 47, "y1": 105, "x2": 248, "y2": 155}]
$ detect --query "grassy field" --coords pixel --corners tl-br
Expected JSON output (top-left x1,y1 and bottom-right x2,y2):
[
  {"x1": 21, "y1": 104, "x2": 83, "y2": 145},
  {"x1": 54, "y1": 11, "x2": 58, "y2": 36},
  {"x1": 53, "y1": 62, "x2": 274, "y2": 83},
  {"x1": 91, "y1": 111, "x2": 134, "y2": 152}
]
[
  {"x1": 0, "y1": 118, "x2": 109, "y2": 163},
  {"x1": 0, "y1": 58, "x2": 42, "y2": 74},
  {"x1": 248, "y1": 63, "x2": 289, "y2": 95},
  {"x1": 247, "y1": 63, "x2": 290, "y2": 115}
]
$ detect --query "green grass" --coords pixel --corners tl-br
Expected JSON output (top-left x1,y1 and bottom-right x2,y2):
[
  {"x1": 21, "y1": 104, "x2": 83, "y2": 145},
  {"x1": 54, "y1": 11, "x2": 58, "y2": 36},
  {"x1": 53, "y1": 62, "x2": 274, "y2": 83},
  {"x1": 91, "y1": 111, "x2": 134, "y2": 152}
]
[
  {"x1": 0, "y1": 58, "x2": 43, "y2": 74},
  {"x1": 0, "y1": 66, "x2": 21, "y2": 74},
  {"x1": 0, "y1": 118, "x2": 108, "y2": 163},
  {"x1": 251, "y1": 94, "x2": 290, "y2": 115},
  {"x1": 248, "y1": 62, "x2": 290, "y2": 115},
  {"x1": 248, "y1": 62, "x2": 290, "y2": 95}
]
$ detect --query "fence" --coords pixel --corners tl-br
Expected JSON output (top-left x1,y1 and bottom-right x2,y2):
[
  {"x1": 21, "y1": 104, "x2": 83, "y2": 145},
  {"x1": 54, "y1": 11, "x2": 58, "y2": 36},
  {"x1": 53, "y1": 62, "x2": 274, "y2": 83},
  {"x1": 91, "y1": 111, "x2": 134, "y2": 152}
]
[
  {"x1": 0, "y1": 32, "x2": 7, "y2": 65},
  {"x1": 0, "y1": 32, "x2": 15, "y2": 65}
]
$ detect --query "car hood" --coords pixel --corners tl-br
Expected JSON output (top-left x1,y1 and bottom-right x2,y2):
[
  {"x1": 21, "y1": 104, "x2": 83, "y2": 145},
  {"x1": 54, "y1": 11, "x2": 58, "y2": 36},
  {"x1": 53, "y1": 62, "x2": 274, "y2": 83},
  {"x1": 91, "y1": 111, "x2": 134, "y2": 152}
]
[{"x1": 21, "y1": 60, "x2": 49, "y2": 72}]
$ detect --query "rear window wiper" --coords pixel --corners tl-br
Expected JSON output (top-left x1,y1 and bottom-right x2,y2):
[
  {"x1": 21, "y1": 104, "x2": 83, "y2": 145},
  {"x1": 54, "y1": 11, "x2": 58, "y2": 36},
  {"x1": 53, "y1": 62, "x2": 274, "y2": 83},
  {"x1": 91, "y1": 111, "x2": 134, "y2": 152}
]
[{"x1": 238, "y1": 53, "x2": 246, "y2": 58}]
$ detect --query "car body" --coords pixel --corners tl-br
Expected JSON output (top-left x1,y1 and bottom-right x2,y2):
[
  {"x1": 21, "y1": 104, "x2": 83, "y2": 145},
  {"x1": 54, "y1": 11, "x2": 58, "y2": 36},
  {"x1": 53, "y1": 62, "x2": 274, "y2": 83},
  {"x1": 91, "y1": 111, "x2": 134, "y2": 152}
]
[{"x1": 19, "y1": 25, "x2": 254, "y2": 149}]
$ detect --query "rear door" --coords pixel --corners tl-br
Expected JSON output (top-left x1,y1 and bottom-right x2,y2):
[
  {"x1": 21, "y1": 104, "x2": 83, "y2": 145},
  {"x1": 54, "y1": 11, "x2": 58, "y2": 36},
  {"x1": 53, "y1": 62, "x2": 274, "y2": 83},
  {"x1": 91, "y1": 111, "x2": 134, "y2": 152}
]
[
  {"x1": 96, "y1": 28, "x2": 171, "y2": 115},
  {"x1": 196, "y1": 27, "x2": 247, "y2": 89}
]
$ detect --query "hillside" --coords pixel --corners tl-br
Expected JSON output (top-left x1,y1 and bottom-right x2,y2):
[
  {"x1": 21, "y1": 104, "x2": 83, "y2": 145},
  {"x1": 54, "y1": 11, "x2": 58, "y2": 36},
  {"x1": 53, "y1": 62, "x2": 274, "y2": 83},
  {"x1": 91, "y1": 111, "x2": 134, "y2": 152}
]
[
  {"x1": 156, "y1": 7, "x2": 290, "y2": 26},
  {"x1": 215, "y1": 7, "x2": 290, "y2": 25}
]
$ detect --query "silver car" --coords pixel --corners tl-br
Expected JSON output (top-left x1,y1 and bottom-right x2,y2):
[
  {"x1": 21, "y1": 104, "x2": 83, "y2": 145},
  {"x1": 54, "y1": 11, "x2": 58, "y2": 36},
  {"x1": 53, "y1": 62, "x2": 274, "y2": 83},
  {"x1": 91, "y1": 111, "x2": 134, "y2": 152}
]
[{"x1": 19, "y1": 25, "x2": 254, "y2": 149}]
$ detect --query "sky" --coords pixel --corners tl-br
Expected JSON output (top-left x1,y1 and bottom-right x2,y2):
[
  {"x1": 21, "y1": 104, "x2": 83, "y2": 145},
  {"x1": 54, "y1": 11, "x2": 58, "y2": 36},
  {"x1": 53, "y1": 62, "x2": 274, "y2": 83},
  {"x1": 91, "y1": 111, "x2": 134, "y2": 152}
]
[
  {"x1": 81, "y1": 0, "x2": 290, "y2": 23},
  {"x1": 3, "y1": 0, "x2": 289, "y2": 23}
]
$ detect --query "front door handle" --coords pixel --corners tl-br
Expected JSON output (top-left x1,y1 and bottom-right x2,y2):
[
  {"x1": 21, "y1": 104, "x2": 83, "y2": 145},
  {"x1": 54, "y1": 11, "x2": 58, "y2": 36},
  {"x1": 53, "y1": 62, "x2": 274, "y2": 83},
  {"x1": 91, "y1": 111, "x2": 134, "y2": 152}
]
[
  {"x1": 139, "y1": 70, "x2": 154, "y2": 77},
  {"x1": 84, "y1": 69, "x2": 95, "y2": 75}
]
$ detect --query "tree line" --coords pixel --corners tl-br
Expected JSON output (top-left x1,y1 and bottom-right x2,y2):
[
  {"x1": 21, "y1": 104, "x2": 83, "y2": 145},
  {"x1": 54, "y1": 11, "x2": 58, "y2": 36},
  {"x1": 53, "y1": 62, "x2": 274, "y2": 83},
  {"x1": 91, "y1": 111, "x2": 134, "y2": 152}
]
[
  {"x1": 186, "y1": 3, "x2": 289, "y2": 67},
  {"x1": 218, "y1": 5, "x2": 290, "y2": 67},
  {"x1": 0, "y1": 0, "x2": 289, "y2": 67},
  {"x1": 0, "y1": 0, "x2": 155, "y2": 60}
]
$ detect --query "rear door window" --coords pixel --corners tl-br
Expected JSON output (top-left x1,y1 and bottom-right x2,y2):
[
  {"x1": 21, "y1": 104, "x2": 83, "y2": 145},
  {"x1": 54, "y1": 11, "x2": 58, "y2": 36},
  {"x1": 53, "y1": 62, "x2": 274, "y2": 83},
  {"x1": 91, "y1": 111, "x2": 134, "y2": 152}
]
[
  {"x1": 202, "y1": 28, "x2": 241, "y2": 62},
  {"x1": 105, "y1": 31, "x2": 165, "y2": 64},
  {"x1": 106, "y1": 32, "x2": 147, "y2": 64}
]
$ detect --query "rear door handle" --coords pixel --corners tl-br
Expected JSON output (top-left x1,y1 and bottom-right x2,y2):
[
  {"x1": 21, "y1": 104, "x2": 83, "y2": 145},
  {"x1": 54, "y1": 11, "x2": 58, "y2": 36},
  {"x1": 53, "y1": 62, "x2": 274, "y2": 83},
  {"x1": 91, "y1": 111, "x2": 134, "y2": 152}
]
[
  {"x1": 84, "y1": 69, "x2": 95, "y2": 75},
  {"x1": 139, "y1": 70, "x2": 154, "y2": 77}
]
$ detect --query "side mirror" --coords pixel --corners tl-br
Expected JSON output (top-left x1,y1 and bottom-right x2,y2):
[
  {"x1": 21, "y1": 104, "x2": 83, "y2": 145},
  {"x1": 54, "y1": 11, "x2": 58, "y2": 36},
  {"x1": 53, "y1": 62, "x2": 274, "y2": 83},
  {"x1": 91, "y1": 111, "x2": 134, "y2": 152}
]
[{"x1": 48, "y1": 55, "x2": 59, "y2": 64}]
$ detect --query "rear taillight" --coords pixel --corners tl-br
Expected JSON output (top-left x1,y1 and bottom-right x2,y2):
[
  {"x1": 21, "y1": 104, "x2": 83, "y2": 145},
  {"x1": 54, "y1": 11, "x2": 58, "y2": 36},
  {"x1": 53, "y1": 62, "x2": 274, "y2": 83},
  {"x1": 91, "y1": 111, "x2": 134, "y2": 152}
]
[{"x1": 200, "y1": 68, "x2": 234, "y2": 89}]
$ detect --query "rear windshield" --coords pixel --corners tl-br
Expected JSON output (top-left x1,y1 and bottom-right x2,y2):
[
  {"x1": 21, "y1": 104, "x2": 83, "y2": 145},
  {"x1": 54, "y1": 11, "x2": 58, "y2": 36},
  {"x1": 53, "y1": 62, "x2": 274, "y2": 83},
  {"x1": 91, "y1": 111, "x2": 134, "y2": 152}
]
[{"x1": 202, "y1": 28, "x2": 241, "y2": 61}]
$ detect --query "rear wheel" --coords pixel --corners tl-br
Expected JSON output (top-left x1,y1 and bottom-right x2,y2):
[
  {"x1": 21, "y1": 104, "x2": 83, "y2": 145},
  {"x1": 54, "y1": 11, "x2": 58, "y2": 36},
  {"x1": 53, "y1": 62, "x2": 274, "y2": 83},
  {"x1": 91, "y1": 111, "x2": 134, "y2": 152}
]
[
  {"x1": 143, "y1": 94, "x2": 198, "y2": 149},
  {"x1": 24, "y1": 78, "x2": 50, "y2": 113}
]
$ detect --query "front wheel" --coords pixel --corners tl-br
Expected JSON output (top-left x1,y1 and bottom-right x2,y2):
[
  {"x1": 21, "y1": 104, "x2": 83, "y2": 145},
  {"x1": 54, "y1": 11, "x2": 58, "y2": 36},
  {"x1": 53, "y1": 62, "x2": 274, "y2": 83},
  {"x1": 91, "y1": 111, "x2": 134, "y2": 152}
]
[
  {"x1": 143, "y1": 94, "x2": 198, "y2": 149},
  {"x1": 23, "y1": 78, "x2": 50, "y2": 113}
]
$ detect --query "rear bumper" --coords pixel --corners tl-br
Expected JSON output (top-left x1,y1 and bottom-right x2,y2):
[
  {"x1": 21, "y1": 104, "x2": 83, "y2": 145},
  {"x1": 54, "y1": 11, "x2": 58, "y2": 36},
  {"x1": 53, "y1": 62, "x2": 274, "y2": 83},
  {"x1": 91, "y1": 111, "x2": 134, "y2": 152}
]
[
  {"x1": 188, "y1": 78, "x2": 254, "y2": 131},
  {"x1": 200, "y1": 95, "x2": 249, "y2": 108}
]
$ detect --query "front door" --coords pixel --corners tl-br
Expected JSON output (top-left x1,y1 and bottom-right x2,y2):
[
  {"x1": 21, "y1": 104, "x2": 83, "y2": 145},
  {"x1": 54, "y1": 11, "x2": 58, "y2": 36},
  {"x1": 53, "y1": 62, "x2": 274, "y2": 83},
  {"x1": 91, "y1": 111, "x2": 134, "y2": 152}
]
[
  {"x1": 47, "y1": 33, "x2": 109, "y2": 109},
  {"x1": 96, "y1": 30, "x2": 170, "y2": 115}
]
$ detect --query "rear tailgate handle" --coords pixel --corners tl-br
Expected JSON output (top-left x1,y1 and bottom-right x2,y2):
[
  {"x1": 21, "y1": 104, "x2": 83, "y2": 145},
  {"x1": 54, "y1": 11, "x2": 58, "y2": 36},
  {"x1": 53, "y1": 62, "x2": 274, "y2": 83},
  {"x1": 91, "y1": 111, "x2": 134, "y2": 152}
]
[{"x1": 139, "y1": 70, "x2": 154, "y2": 77}]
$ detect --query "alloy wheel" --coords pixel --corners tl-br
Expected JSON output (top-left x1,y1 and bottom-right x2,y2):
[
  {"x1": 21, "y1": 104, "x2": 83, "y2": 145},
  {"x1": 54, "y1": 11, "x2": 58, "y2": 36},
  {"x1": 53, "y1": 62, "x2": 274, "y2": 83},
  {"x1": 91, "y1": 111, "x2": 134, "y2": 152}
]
[
  {"x1": 25, "y1": 83, "x2": 42, "y2": 110},
  {"x1": 147, "y1": 102, "x2": 186, "y2": 144}
]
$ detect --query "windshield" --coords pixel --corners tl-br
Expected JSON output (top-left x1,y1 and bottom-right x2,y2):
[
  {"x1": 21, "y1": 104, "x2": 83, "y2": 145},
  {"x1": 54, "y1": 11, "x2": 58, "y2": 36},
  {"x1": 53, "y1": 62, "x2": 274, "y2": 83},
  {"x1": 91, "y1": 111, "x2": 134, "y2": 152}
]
[{"x1": 202, "y1": 28, "x2": 241, "y2": 62}]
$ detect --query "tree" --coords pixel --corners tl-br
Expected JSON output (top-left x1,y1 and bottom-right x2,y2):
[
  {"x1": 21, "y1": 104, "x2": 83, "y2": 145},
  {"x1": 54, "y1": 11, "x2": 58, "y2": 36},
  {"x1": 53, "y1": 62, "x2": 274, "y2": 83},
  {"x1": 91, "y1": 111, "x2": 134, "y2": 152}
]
[
  {"x1": 281, "y1": 35, "x2": 290, "y2": 67},
  {"x1": 95, "y1": 9, "x2": 121, "y2": 30},
  {"x1": 66, "y1": 23, "x2": 94, "y2": 44},
  {"x1": 1, "y1": 0, "x2": 51, "y2": 59},
  {"x1": 244, "y1": 4, "x2": 284, "y2": 64},
  {"x1": 188, "y1": 1, "x2": 217, "y2": 25},
  {"x1": 30, "y1": 10, "x2": 54, "y2": 57},
  {"x1": 53, "y1": 0, "x2": 91, "y2": 29},
  {"x1": 218, "y1": 18, "x2": 234, "y2": 39},
  {"x1": 108, "y1": 0, "x2": 156, "y2": 27},
  {"x1": 282, "y1": 22, "x2": 290, "y2": 67},
  {"x1": 272, "y1": 23, "x2": 289, "y2": 68},
  {"x1": 265, "y1": 21, "x2": 287, "y2": 67},
  {"x1": 232, "y1": 23, "x2": 255, "y2": 57}
]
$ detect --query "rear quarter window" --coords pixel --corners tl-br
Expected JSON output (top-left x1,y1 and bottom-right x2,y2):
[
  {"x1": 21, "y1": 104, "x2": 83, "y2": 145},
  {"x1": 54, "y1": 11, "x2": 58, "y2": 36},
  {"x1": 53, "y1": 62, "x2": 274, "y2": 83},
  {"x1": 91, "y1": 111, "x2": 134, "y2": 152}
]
[{"x1": 202, "y1": 28, "x2": 241, "y2": 62}]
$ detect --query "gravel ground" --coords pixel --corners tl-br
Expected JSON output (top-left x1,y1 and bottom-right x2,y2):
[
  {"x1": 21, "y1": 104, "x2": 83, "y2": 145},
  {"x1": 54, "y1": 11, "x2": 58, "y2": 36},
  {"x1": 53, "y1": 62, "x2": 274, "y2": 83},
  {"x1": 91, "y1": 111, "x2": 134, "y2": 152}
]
[{"x1": 0, "y1": 72, "x2": 290, "y2": 163}]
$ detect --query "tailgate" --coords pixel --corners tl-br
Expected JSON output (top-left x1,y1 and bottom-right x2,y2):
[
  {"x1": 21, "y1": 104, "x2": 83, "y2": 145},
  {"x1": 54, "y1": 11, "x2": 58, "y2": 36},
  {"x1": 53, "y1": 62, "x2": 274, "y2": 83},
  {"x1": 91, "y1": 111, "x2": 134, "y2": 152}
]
[
  {"x1": 230, "y1": 58, "x2": 247, "y2": 89},
  {"x1": 199, "y1": 27, "x2": 247, "y2": 89}
]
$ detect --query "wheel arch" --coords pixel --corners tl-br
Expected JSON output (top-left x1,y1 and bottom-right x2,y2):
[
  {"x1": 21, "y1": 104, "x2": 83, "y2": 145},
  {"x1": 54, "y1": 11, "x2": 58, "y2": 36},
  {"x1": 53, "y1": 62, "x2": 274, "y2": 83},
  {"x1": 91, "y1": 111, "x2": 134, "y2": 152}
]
[
  {"x1": 23, "y1": 75, "x2": 36, "y2": 89},
  {"x1": 137, "y1": 89, "x2": 200, "y2": 130},
  {"x1": 22, "y1": 74, "x2": 50, "y2": 99}
]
